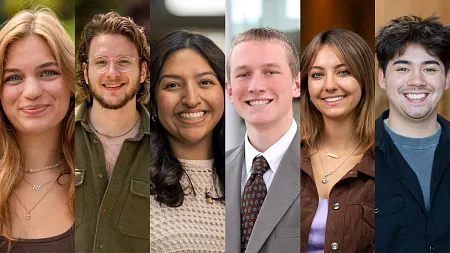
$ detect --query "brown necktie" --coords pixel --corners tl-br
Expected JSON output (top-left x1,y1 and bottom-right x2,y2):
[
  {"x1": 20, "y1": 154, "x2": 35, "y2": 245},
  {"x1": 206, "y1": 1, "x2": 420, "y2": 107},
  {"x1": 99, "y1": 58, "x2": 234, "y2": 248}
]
[{"x1": 241, "y1": 155, "x2": 269, "y2": 252}]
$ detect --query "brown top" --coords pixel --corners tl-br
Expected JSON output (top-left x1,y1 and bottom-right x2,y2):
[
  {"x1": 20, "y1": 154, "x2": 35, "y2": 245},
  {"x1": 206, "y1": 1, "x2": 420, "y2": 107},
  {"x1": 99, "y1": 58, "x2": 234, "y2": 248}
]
[
  {"x1": 0, "y1": 224, "x2": 74, "y2": 253},
  {"x1": 300, "y1": 146, "x2": 375, "y2": 253}
]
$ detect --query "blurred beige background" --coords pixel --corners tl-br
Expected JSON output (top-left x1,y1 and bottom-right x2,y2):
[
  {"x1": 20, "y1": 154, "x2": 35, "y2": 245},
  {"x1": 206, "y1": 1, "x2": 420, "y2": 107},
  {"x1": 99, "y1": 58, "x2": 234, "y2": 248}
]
[{"x1": 375, "y1": 0, "x2": 450, "y2": 119}]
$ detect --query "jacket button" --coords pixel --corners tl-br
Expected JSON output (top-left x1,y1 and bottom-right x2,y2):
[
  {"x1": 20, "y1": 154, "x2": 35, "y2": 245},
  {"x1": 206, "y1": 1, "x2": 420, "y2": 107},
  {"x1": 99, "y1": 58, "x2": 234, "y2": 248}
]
[
  {"x1": 421, "y1": 209, "x2": 426, "y2": 214},
  {"x1": 93, "y1": 138, "x2": 98, "y2": 144},
  {"x1": 429, "y1": 245, "x2": 435, "y2": 251},
  {"x1": 98, "y1": 173, "x2": 103, "y2": 178},
  {"x1": 331, "y1": 242, "x2": 339, "y2": 250},
  {"x1": 333, "y1": 203, "x2": 340, "y2": 210},
  {"x1": 98, "y1": 242, "x2": 103, "y2": 249},
  {"x1": 375, "y1": 208, "x2": 379, "y2": 214}
]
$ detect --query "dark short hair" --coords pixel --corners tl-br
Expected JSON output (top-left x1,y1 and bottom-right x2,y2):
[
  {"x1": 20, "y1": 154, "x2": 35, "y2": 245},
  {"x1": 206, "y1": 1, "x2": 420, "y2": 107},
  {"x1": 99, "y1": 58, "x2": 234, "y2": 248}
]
[
  {"x1": 76, "y1": 11, "x2": 150, "y2": 105},
  {"x1": 376, "y1": 15, "x2": 450, "y2": 73},
  {"x1": 149, "y1": 30, "x2": 225, "y2": 207}
]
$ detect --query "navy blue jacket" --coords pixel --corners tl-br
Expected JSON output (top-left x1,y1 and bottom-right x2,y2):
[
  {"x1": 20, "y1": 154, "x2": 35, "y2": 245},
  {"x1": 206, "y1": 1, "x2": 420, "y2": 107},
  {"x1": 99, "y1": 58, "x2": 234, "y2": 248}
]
[{"x1": 375, "y1": 110, "x2": 450, "y2": 253}]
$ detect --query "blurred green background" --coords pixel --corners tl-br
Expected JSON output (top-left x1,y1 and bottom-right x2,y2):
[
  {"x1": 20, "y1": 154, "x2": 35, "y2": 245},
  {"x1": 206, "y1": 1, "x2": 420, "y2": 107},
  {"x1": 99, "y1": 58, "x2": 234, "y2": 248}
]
[
  {"x1": 75, "y1": 0, "x2": 149, "y2": 46},
  {"x1": 0, "y1": 0, "x2": 75, "y2": 42}
]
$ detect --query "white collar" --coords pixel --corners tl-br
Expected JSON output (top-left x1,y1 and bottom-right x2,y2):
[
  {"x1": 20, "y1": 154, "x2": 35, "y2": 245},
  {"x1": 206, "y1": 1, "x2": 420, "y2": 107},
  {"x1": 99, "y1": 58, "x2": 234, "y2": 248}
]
[{"x1": 244, "y1": 119, "x2": 297, "y2": 175}]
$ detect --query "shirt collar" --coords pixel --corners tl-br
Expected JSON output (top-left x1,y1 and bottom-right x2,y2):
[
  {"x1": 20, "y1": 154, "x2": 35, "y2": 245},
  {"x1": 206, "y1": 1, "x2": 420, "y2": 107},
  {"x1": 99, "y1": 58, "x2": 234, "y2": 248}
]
[
  {"x1": 376, "y1": 109, "x2": 450, "y2": 147},
  {"x1": 245, "y1": 120, "x2": 297, "y2": 175}
]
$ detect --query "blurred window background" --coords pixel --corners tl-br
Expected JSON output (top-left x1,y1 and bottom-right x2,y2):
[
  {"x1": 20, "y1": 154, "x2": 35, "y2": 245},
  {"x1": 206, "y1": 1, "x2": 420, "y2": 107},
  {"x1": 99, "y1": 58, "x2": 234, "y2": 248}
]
[
  {"x1": 149, "y1": 0, "x2": 225, "y2": 52},
  {"x1": 226, "y1": 0, "x2": 300, "y2": 150}
]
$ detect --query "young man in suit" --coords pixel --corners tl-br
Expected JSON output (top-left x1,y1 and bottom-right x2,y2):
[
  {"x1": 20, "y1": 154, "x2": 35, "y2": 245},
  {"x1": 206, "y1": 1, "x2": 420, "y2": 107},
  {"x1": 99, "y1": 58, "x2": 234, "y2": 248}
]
[
  {"x1": 225, "y1": 27, "x2": 300, "y2": 253},
  {"x1": 375, "y1": 16, "x2": 450, "y2": 252}
]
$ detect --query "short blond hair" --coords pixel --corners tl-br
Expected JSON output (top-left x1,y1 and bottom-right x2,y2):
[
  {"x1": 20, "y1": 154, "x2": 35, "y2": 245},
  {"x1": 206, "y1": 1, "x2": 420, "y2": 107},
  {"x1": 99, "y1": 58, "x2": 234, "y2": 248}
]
[{"x1": 227, "y1": 27, "x2": 299, "y2": 80}]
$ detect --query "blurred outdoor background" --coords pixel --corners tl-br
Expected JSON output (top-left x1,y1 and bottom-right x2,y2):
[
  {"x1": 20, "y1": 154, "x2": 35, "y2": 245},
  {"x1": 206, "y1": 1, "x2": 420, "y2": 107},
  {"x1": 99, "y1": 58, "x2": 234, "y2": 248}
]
[
  {"x1": 75, "y1": 0, "x2": 149, "y2": 45},
  {"x1": 0, "y1": 0, "x2": 74, "y2": 41}
]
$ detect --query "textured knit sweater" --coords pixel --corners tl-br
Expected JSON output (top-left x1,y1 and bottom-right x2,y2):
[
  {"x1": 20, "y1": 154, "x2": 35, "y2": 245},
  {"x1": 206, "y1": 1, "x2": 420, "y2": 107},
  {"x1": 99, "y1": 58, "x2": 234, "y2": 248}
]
[{"x1": 150, "y1": 159, "x2": 225, "y2": 252}]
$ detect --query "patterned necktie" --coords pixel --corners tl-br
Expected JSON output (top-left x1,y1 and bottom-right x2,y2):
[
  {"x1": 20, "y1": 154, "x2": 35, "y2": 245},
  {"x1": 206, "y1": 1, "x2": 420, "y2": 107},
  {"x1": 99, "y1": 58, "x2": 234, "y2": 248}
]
[{"x1": 241, "y1": 155, "x2": 269, "y2": 252}]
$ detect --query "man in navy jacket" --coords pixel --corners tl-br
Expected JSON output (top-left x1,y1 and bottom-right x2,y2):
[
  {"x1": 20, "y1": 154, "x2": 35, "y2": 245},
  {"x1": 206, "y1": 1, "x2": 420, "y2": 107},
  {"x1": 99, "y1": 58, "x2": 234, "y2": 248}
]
[{"x1": 375, "y1": 15, "x2": 450, "y2": 252}]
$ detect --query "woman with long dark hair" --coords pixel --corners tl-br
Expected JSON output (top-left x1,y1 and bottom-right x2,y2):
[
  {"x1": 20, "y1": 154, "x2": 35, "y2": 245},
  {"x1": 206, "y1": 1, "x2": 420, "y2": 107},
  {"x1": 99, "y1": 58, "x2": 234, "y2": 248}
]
[{"x1": 150, "y1": 30, "x2": 225, "y2": 252}]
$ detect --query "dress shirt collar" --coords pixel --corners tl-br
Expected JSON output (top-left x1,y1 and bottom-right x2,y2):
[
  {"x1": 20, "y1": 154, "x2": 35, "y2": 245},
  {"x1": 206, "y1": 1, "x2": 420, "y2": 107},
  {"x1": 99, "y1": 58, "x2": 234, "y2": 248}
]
[{"x1": 244, "y1": 119, "x2": 297, "y2": 176}]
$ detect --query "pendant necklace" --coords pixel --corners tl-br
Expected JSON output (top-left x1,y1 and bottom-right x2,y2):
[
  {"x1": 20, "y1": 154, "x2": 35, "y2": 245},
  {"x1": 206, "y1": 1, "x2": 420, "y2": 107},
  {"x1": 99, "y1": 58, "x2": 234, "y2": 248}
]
[
  {"x1": 13, "y1": 178, "x2": 58, "y2": 220},
  {"x1": 22, "y1": 177, "x2": 55, "y2": 190},
  {"x1": 319, "y1": 141, "x2": 361, "y2": 184},
  {"x1": 323, "y1": 134, "x2": 356, "y2": 159},
  {"x1": 324, "y1": 148, "x2": 353, "y2": 159}
]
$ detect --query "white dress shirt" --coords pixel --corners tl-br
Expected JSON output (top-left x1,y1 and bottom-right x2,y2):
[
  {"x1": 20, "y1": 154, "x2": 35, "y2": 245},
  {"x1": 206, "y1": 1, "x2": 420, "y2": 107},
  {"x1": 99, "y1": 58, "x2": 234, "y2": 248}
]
[{"x1": 241, "y1": 120, "x2": 297, "y2": 195}]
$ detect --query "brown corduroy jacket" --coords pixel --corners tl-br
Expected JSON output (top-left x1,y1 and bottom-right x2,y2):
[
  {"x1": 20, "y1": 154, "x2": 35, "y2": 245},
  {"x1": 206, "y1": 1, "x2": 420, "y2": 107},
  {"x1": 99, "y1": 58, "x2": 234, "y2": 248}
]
[{"x1": 300, "y1": 146, "x2": 375, "y2": 253}]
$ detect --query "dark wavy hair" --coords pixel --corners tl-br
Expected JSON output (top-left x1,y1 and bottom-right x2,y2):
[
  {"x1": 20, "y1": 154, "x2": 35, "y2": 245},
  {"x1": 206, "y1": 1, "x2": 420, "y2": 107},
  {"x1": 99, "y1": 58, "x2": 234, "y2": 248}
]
[
  {"x1": 376, "y1": 15, "x2": 450, "y2": 73},
  {"x1": 150, "y1": 30, "x2": 225, "y2": 207}
]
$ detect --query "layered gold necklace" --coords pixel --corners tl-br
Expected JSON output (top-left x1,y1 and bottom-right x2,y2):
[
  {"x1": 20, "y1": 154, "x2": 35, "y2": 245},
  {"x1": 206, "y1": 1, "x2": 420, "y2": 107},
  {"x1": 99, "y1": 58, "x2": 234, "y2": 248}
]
[{"x1": 319, "y1": 141, "x2": 361, "y2": 184}]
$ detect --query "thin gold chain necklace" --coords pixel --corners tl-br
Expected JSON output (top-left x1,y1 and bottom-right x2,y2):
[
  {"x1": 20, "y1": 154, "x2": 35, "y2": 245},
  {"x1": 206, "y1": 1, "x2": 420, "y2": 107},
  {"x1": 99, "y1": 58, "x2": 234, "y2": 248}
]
[
  {"x1": 13, "y1": 178, "x2": 58, "y2": 220},
  {"x1": 22, "y1": 177, "x2": 54, "y2": 191},
  {"x1": 318, "y1": 141, "x2": 361, "y2": 184},
  {"x1": 323, "y1": 134, "x2": 356, "y2": 159}
]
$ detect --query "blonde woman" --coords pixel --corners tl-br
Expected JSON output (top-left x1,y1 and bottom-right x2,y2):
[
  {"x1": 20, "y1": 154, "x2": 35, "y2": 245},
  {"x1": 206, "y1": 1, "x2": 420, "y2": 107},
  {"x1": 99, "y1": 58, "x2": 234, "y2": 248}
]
[{"x1": 0, "y1": 8, "x2": 75, "y2": 253}]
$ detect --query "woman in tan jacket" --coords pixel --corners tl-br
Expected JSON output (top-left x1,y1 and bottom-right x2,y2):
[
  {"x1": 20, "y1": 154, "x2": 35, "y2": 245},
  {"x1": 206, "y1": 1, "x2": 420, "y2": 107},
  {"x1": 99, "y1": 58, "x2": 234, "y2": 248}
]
[{"x1": 300, "y1": 29, "x2": 375, "y2": 253}]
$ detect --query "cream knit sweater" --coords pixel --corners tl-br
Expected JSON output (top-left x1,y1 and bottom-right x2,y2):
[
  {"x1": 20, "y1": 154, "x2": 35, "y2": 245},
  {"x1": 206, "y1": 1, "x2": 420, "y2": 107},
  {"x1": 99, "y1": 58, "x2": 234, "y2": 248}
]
[{"x1": 150, "y1": 159, "x2": 225, "y2": 253}]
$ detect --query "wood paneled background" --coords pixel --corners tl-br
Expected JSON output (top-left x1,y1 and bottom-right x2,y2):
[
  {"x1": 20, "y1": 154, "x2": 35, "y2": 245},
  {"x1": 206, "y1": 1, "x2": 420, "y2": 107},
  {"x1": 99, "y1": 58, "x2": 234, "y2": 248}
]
[{"x1": 375, "y1": 0, "x2": 450, "y2": 119}]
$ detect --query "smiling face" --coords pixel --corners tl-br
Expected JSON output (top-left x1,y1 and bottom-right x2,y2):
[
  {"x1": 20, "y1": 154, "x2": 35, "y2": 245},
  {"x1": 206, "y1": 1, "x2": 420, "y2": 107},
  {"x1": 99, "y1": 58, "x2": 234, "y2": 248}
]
[
  {"x1": 83, "y1": 33, "x2": 146, "y2": 110},
  {"x1": 379, "y1": 44, "x2": 450, "y2": 122},
  {"x1": 0, "y1": 35, "x2": 70, "y2": 135},
  {"x1": 307, "y1": 44, "x2": 362, "y2": 121},
  {"x1": 226, "y1": 40, "x2": 300, "y2": 130},
  {"x1": 155, "y1": 48, "x2": 224, "y2": 147}
]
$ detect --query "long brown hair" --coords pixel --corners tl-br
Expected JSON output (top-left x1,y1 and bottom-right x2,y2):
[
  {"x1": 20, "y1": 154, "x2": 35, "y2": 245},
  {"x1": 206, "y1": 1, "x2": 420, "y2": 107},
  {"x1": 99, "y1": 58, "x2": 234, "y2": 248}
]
[
  {"x1": 0, "y1": 7, "x2": 75, "y2": 247},
  {"x1": 300, "y1": 29, "x2": 375, "y2": 156}
]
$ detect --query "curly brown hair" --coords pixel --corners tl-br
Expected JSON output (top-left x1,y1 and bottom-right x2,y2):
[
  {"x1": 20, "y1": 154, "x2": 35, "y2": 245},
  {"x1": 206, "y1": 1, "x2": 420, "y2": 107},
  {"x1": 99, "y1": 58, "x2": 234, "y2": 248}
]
[{"x1": 76, "y1": 11, "x2": 150, "y2": 105}]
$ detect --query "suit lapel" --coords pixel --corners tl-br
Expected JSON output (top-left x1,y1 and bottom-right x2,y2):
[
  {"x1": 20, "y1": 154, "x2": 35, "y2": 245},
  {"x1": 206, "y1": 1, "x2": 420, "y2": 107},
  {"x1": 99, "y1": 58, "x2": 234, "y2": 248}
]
[
  {"x1": 246, "y1": 130, "x2": 300, "y2": 253},
  {"x1": 226, "y1": 142, "x2": 245, "y2": 253}
]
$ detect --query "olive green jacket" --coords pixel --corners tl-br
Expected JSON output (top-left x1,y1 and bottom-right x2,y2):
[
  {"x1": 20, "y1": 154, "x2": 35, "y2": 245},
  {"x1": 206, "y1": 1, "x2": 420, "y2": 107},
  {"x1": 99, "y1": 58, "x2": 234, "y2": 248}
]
[{"x1": 74, "y1": 102, "x2": 150, "y2": 253}]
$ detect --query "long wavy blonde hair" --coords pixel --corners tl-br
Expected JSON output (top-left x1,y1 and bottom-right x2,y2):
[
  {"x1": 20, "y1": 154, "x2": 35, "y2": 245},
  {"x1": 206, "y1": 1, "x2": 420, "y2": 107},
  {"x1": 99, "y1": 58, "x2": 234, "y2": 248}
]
[{"x1": 0, "y1": 7, "x2": 75, "y2": 248}]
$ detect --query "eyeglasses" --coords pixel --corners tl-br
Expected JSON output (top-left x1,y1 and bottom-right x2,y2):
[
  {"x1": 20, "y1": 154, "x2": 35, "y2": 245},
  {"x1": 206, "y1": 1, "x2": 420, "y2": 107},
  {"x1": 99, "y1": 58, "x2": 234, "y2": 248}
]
[{"x1": 86, "y1": 56, "x2": 140, "y2": 73}]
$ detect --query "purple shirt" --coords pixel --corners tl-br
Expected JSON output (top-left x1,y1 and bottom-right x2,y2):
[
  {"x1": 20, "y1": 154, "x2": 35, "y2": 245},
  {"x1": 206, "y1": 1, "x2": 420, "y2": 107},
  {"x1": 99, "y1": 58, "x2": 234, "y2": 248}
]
[{"x1": 306, "y1": 198, "x2": 328, "y2": 253}]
